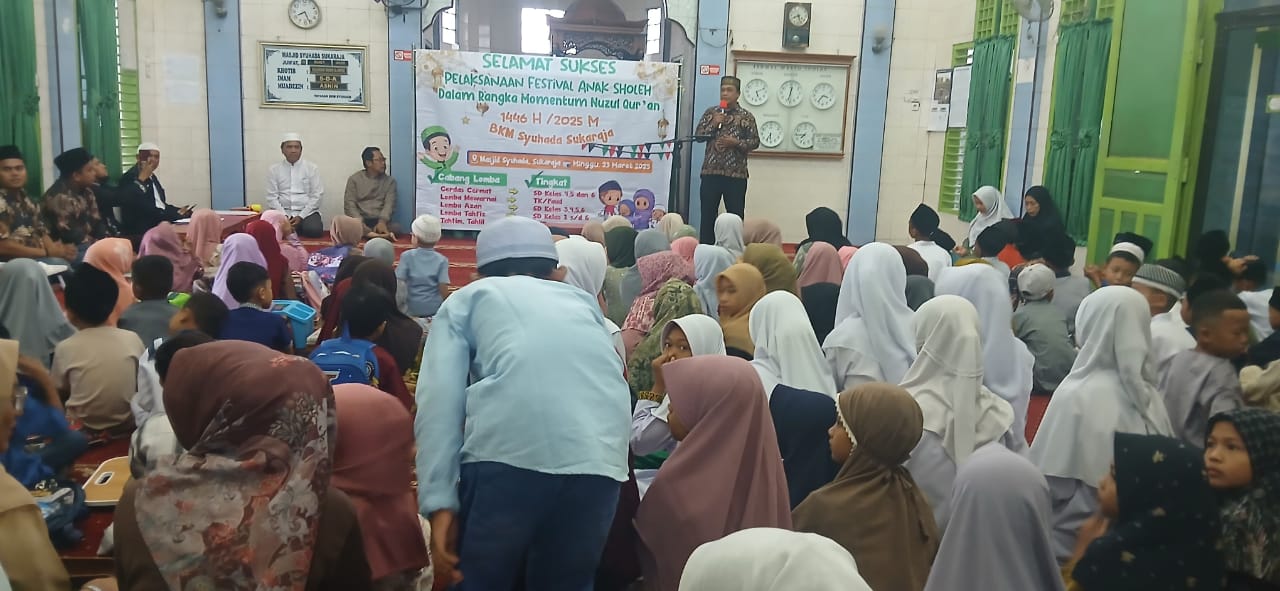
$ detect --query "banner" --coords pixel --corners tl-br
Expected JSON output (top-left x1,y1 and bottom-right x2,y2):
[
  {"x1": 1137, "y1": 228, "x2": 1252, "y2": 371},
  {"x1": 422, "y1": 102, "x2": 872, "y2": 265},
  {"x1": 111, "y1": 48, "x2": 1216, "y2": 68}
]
[{"x1": 414, "y1": 50, "x2": 680, "y2": 230}]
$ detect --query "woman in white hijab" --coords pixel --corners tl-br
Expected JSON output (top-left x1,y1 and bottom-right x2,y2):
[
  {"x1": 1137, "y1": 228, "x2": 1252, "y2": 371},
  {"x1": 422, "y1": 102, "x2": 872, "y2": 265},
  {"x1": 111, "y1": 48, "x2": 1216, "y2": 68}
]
[
  {"x1": 656, "y1": 212, "x2": 686, "y2": 240},
  {"x1": 680, "y1": 528, "x2": 872, "y2": 591},
  {"x1": 749, "y1": 291, "x2": 836, "y2": 398},
  {"x1": 934, "y1": 264, "x2": 1034, "y2": 445},
  {"x1": 556, "y1": 236, "x2": 625, "y2": 361},
  {"x1": 1028, "y1": 286, "x2": 1174, "y2": 563},
  {"x1": 922, "y1": 446, "x2": 1065, "y2": 591},
  {"x1": 750, "y1": 291, "x2": 841, "y2": 506},
  {"x1": 822, "y1": 243, "x2": 917, "y2": 390},
  {"x1": 900, "y1": 295, "x2": 1019, "y2": 529},
  {"x1": 713, "y1": 213, "x2": 745, "y2": 258},
  {"x1": 963, "y1": 186, "x2": 1013, "y2": 255},
  {"x1": 693, "y1": 245, "x2": 736, "y2": 321}
]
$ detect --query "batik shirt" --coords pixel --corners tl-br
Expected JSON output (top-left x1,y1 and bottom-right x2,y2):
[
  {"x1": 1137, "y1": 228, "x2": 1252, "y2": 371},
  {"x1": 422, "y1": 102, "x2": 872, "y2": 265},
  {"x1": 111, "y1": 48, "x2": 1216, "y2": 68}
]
[
  {"x1": 0, "y1": 188, "x2": 48, "y2": 249},
  {"x1": 41, "y1": 178, "x2": 106, "y2": 245},
  {"x1": 695, "y1": 104, "x2": 760, "y2": 179}
]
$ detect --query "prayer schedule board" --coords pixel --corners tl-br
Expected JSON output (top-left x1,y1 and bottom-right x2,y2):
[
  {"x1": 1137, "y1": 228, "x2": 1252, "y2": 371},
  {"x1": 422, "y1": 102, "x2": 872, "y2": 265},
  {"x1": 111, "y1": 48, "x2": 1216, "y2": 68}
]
[{"x1": 261, "y1": 43, "x2": 368, "y2": 111}]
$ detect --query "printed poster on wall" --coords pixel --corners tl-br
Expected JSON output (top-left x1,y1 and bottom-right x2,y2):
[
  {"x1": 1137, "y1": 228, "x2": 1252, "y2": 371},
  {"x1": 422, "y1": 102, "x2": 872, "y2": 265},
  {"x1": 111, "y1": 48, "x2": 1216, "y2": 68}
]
[{"x1": 414, "y1": 50, "x2": 680, "y2": 230}]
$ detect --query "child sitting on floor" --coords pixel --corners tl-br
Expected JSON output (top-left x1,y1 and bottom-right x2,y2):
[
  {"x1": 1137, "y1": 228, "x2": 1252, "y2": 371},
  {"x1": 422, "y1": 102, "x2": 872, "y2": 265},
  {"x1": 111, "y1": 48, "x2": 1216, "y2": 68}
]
[
  {"x1": 1203, "y1": 408, "x2": 1280, "y2": 590},
  {"x1": 1085, "y1": 232, "x2": 1152, "y2": 288},
  {"x1": 132, "y1": 291, "x2": 228, "y2": 426},
  {"x1": 1011, "y1": 263, "x2": 1076, "y2": 393},
  {"x1": 118, "y1": 255, "x2": 178, "y2": 348},
  {"x1": 397, "y1": 214, "x2": 451, "y2": 318},
  {"x1": 129, "y1": 330, "x2": 215, "y2": 477},
  {"x1": 53, "y1": 263, "x2": 146, "y2": 438},
  {"x1": 1159, "y1": 289, "x2": 1249, "y2": 447},
  {"x1": 338, "y1": 284, "x2": 411, "y2": 409},
  {"x1": 218, "y1": 261, "x2": 293, "y2": 353}
]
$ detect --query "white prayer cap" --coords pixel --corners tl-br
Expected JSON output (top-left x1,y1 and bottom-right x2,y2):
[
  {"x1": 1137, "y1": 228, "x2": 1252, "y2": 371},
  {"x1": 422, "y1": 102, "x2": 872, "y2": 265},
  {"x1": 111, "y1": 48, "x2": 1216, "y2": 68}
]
[
  {"x1": 412, "y1": 214, "x2": 442, "y2": 244},
  {"x1": 281, "y1": 132, "x2": 304, "y2": 144},
  {"x1": 1109, "y1": 242, "x2": 1145, "y2": 262},
  {"x1": 137, "y1": 142, "x2": 160, "y2": 153},
  {"x1": 1017, "y1": 263, "x2": 1055, "y2": 301},
  {"x1": 475, "y1": 216, "x2": 558, "y2": 268}
]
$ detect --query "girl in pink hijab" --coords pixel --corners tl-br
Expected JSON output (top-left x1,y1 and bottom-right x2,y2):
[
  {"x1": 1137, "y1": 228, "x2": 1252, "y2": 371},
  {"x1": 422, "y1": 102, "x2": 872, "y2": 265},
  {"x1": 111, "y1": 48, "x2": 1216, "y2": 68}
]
[
  {"x1": 671, "y1": 236, "x2": 698, "y2": 264},
  {"x1": 839, "y1": 246, "x2": 858, "y2": 270},
  {"x1": 83, "y1": 237, "x2": 136, "y2": 325},
  {"x1": 138, "y1": 222, "x2": 201, "y2": 293},
  {"x1": 187, "y1": 209, "x2": 223, "y2": 270},
  {"x1": 798, "y1": 242, "x2": 845, "y2": 289},
  {"x1": 332, "y1": 384, "x2": 431, "y2": 588},
  {"x1": 260, "y1": 210, "x2": 310, "y2": 272},
  {"x1": 635, "y1": 355, "x2": 791, "y2": 591}
]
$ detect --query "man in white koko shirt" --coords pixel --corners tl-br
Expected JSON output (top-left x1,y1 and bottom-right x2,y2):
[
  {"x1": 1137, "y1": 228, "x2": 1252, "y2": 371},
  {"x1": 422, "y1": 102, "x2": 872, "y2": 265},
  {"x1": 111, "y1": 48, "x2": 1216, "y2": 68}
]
[{"x1": 266, "y1": 132, "x2": 325, "y2": 238}]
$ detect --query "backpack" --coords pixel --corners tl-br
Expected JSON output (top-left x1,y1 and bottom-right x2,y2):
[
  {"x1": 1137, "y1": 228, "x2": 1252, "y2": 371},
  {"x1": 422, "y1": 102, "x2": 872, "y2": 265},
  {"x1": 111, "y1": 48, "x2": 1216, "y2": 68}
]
[
  {"x1": 33, "y1": 478, "x2": 88, "y2": 549},
  {"x1": 309, "y1": 336, "x2": 380, "y2": 386}
]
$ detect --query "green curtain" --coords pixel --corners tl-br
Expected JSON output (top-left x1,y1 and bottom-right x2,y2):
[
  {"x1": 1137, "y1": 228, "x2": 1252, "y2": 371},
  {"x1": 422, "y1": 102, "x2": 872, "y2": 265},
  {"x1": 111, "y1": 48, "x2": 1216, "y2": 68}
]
[
  {"x1": 1042, "y1": 20, "x2": 1112, "y2": 243},
  {"x1": 0, "y1": 0, "x2": 43, "y2": 197},
  {"x1": 958, "y1": 35, "x2": 1016, "y2": 223},
  {"x1": 77, "y1": 0, "x2": 123, "y2": 179}
]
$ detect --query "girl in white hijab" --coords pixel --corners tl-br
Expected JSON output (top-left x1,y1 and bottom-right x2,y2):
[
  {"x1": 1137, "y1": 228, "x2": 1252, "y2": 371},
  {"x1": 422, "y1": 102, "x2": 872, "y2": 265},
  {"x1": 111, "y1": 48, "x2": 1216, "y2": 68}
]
[
  {"x1": 631, "y1": 314, "x2": 728, "y2": 458},
  {"x1": 934, "y1": 264, "x2": 1034, "y2": 445},
  {"x1": 680, "y1": 528, "x2": 872, "y2": 591},
  {"x1": 656, "y1": 212, "x2": 686, "y2": 240},
  {"x1": 822, "y1": 243, "x2": 917, "y2": 390},
  {"x1": 693, "y1": 245, "x2": 736, "y2": 321},
  {"x1": 1028, "y1": 286, "x2": 1174, "y2": 563},
  {"x1": 922, "y1": 446, "x2": 1065, "y2": 591},
  {"x1": 749, "y1": 291, "x2": 836, "y2": 398},
  {"x1": 964, "y1": 186, "x2": 1013, "y2": 253},
  {"x1": 713, "y1": 213, "x2": 745, "y2": 258},
  {"x1": 900, "y1": 295, "x2": 1019, "y2": 529},
  {"x1": 556, "y1": 236, "x2": 625, "y2": 361}
]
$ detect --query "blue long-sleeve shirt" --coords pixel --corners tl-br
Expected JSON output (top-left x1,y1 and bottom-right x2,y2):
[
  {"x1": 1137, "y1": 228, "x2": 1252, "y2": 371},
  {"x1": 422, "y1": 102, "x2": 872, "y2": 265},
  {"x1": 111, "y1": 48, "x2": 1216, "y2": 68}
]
[{"x1": 415, "y1": 275, "x2": 631, "y2": 515}]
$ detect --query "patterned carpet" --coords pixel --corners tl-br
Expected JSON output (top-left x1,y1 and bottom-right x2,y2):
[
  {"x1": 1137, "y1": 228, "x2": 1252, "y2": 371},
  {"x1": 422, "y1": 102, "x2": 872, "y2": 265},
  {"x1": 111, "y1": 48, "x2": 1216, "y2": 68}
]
[{"x1": 298, "y1": 235, "x2": 479, "y2": 287}]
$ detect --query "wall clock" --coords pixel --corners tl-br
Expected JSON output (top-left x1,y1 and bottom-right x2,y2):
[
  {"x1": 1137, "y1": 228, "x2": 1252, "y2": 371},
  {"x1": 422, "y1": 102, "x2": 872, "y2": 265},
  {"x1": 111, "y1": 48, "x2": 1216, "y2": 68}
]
[
  {"x1": 792, "y1": 121, "x2": 817, "y2": 149},
  {"x1": 811, "y1": 82, "x2": 836, "y2": 110},
  {"x1": 759, "y1": 121, "x2": 784, "y2": 148},
  {"x1": 742, "y1": 78, "x2": 769, "y2": 106},
  {"x1": 289, "y1": 0, "x2": 322, "y2": 29},
  {"x1": 783, "y1": 2, "x2": 812, "y2": 49},
  {"x1": 778, "y1": 80, "x2": 804, "y2": 107}
]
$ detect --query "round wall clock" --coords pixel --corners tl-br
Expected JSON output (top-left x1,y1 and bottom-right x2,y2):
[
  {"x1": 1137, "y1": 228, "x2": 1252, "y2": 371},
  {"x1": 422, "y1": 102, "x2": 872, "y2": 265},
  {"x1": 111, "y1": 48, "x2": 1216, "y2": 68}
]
[
  {"x1": 759, "y1": 121, "x2": 784, "y2": 148},
  {"x1": 742, "y1": 78, "x2": 769, "y2": 106},
  {"x1": 811, "y1": 82, "x2": 836, "y2": 110},
  {"x1": 788, "y1": 3, "x2": 811, "y2": 27},
  {"x1": 289, "y1": 0, "x2": 322, "y2": 29},
  {"x1": 792, "y1": 121, "x2": 817, "y2": 149},
  {"x1": 778, "y1": 80, "x2": 804, "y2": 108}
]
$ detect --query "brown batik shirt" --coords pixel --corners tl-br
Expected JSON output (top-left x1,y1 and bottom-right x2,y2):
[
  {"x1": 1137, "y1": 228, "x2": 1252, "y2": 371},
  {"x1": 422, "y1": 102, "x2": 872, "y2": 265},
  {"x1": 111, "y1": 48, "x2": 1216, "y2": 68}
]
[
  {"x1": 41, "y1": 178, "x2": 107, "y2": 245},
  {"x1": 0, "y1": 188, "x2": 48, "y2": 250},
  {"x1": 695, "y1": 104, "x2": 760, "y2": 179}
]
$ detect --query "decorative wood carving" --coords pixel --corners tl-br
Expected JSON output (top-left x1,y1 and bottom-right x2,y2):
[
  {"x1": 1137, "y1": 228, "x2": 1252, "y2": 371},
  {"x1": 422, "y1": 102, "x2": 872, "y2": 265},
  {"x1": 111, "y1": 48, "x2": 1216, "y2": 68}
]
[{"x1": 548, "y1": 0, "x2": 648, "y2": 61}]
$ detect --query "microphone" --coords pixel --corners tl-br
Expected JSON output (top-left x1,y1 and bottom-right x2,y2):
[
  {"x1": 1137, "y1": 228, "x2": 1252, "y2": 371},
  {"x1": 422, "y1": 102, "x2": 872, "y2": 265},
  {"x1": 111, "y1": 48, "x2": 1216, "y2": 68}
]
[{"x1": 717, "y1": 100, "x2": 728, "y2": 130}]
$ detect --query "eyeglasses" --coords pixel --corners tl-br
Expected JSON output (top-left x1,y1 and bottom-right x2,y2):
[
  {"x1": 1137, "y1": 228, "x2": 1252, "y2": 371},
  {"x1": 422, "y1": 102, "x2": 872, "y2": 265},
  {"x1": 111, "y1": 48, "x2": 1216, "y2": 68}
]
[{"x1": 11, "y1": 383, "x2": 26, "y2": 413}]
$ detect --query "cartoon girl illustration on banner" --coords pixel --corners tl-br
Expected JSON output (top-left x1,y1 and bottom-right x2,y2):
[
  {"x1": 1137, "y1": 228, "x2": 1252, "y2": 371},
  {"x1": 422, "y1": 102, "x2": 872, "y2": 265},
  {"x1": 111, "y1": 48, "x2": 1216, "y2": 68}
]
[
  {"x1": 618, "y1": 198, "x2": 637, "y2": 222},
  {"x1": 419, "y1": 125, "x2": 460, "y2": 177},
  {"x1": 630, "y1": 189, "x2": 656, "y2": 229}
]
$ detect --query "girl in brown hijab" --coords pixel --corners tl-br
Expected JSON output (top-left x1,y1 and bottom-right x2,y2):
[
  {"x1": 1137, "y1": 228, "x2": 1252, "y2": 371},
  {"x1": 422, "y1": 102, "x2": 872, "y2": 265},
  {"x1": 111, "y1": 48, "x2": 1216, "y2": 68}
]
[
  {"x1": 716, "y1": 263, "x2": 768, "y2": 359},
  {"x1": 792, "y1": 383, "x2": 940, "y2": 591},
  {"x1": 743, "y1": 218, "x2": 784, "y2": 247},
  {"x1": 741, "y1": 243, "x2": 799, "y2": 295},
  {"x1": 352, "y1": 259, "x2": 425, "y2": 371}
]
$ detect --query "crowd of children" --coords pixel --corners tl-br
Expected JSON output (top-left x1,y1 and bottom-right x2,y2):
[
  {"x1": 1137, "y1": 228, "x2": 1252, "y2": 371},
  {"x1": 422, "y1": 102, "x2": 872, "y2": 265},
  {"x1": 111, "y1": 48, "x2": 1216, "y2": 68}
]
[{"x1": 0, "y1": 182, "x2": 1277, "y2": 591}]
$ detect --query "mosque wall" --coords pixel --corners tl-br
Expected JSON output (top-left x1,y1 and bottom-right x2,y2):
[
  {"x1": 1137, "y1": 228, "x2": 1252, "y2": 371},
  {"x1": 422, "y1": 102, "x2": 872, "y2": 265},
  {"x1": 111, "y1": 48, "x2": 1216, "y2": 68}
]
[{"x1": 723, "y1": 0, "x2": 863, "y2": 241}]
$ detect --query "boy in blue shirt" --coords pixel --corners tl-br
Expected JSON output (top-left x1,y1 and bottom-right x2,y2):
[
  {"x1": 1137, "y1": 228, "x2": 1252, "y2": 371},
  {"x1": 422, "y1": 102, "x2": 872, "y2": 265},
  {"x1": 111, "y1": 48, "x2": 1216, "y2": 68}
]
[
  {"x1": 397, "y1": 214, "x2": 451, "y2": 318},
  {"x1": 218, "y1": 262, "x2": 293, "y2": 352},
  {"x1": 416, "y1": 216, "x2": 630, "y2": 590}
]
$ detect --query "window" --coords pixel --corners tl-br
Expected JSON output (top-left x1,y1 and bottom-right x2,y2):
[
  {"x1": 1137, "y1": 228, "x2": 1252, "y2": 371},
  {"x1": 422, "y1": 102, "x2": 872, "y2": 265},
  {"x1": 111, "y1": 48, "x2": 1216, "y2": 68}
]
[
  {"x1": 938, "y1": 42, "x2": 974, "y2": 214},
  {"x1": 646, "y1": 8, "x2": 662, "y2": 57},
  {"x1": 441, "y1": 7, "x2": 457, "y2": 49},
  {"x1": 520, "y1": 7, "x2": 565, "y2": 55}
]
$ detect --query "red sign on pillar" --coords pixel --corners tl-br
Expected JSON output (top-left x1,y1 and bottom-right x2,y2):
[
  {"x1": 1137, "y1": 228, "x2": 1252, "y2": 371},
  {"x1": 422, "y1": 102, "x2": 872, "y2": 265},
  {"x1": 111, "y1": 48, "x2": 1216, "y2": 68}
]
[
  {"x1": 698, "y1": 64, "x2": 722, "y2": 76},
  {"x1": 393, "y1": 49, "x2": 413, "y2": 61}
]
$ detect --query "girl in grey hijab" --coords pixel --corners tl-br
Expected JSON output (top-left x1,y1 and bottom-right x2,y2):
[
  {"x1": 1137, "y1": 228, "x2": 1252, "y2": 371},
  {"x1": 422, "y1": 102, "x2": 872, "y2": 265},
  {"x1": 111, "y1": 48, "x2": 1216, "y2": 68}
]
[
  {"x1": 905, "y1": 276, "x2": 936, "y2": 311},
  {"x1": 620, "y1": 229, "x2": 671, "y2": 307},
  {"x1": 923, "y1": 445, "x2": 1064, "y2": 591},
  {"x1": 0, "y1": 259, "x2": 75, "y2": 367},
  {"x1": 359, "y1": 237, "x2": 408, "y2": 313}
]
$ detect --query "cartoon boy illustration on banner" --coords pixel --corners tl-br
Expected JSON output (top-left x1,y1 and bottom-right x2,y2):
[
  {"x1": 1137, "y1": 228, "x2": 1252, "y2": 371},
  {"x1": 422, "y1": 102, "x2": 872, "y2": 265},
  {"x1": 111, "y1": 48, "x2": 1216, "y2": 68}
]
[
  {"x1": 597, "y1": 180, "x2": 622, "y2": 218},
  {"x1": 420, "y1": 125, "x2": 460, "y2": 177}
]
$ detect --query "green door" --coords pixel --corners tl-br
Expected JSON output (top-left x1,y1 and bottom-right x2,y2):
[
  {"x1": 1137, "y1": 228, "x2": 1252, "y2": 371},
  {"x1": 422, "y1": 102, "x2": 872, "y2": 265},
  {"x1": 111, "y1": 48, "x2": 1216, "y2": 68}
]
[{"x1": 1087, "y1": 0, "x2": 1203, "y2": 261}]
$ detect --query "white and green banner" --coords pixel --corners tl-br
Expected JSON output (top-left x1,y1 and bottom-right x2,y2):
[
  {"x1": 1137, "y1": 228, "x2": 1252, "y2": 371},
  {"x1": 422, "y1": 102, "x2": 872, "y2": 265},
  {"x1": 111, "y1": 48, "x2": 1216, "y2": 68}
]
[{"x1": 414, "y1": 50, "x2": 680, "y2": 230}]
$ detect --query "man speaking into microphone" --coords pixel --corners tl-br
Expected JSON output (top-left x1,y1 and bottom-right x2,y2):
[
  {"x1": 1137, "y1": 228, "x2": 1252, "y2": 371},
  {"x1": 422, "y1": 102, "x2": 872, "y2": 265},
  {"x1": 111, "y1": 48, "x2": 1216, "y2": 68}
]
[{"x1": 694, "y1": 75, "x2": 759, "y2": 244}]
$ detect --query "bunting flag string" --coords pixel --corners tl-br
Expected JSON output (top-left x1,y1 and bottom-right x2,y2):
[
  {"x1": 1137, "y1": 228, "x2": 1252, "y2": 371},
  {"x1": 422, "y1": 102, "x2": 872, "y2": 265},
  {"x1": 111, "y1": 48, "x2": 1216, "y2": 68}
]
[{"x1": 581, "y1": 140, "x2": 678, "y2": 160}]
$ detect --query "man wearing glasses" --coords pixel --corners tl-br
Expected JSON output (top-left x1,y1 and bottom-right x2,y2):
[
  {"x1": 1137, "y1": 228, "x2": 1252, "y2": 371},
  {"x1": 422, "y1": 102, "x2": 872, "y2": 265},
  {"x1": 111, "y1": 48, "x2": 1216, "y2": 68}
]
[{"x1": 344, "y1": 146, "x2": 399, "y2": 240}]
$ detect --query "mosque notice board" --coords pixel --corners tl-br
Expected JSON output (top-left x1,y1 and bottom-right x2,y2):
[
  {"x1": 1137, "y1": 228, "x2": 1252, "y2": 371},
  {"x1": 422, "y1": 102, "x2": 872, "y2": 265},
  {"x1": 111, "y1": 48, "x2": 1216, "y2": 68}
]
[{"x1": 414, "y1": 50, "x2": 680, "y2": 230}]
